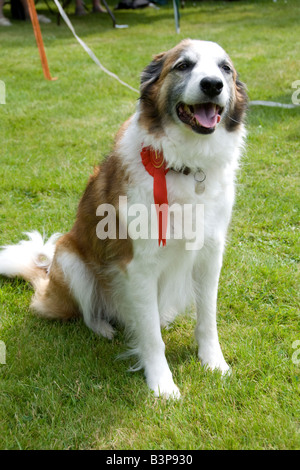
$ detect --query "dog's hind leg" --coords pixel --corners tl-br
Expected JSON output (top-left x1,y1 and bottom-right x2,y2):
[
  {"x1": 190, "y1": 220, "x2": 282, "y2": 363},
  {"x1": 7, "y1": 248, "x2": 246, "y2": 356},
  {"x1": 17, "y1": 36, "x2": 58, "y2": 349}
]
[
  {"x1": 54, "y1": 245, "x2": 115, "y2": 339},
  {"x1": 31, "y1": 271, "x2": 80, "y2": 321}
]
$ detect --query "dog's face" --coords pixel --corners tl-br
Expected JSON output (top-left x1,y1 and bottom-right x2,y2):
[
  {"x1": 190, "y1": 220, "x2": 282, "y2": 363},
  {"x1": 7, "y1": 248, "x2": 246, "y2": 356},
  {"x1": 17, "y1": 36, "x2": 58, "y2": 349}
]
[{"x1": 139, "y1": 39, "x2": 247, "y2": 136}]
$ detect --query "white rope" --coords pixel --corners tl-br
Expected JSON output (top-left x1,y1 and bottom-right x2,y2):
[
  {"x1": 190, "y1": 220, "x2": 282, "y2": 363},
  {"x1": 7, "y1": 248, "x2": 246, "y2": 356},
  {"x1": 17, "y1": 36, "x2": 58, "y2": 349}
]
[
  {"x1": 53, "y1": 0, "x2": 139, "y2": 94},
  {"x1": 250, "y1": 100, "x2": 298, "y2": 109}
]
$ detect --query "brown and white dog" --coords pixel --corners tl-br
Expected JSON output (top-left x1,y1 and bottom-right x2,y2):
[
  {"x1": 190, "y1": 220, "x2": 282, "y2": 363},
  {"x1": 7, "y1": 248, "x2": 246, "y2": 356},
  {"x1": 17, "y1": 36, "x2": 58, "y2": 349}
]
[{"x1": 0, "y1": 39, "x2": 247, "y2": 399}]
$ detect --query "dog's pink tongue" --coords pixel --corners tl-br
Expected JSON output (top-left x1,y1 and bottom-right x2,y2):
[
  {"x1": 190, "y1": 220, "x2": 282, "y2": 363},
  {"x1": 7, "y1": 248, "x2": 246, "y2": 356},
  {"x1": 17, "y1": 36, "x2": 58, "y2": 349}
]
[{"x1": 194, "y1": 103, "x2": 218, "y2": 128}]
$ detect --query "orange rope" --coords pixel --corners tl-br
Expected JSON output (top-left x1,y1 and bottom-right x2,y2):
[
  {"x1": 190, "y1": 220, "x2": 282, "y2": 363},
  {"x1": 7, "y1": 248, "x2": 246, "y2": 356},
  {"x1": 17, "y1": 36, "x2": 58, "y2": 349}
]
[{"x1": 26, "y1": 0, "x2": 57, "y2": 81}]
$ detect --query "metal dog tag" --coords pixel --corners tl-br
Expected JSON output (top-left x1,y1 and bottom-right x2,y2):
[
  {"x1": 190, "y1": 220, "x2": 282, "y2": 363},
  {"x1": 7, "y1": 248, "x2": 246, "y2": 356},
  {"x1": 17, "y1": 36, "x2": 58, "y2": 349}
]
[{"x1": 194, "y1": 170, "x2": 206, "y2": 194}]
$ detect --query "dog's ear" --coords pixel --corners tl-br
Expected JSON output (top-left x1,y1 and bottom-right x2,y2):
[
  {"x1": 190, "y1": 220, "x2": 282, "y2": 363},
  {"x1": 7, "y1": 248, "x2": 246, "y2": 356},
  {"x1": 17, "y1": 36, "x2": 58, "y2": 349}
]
[
  {"x1": 139, "y1": 52, "x2": 167, "y2": 134},
  {"x1": 235, "y1": 77, "x2": 248, "y2": 108},
  {"x1": 225, "y1": 73, "x2": 248, "y2": 132},
  {"x1": 140, "y1": 52, "x2": 166, "y2": 96}
]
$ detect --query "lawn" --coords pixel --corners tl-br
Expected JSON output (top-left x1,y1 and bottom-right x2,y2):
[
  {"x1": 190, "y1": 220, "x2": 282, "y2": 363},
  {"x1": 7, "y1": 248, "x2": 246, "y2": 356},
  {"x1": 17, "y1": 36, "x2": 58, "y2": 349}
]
[{"x1": 0, "y1": 0, "x2": 299, "y2": 450}]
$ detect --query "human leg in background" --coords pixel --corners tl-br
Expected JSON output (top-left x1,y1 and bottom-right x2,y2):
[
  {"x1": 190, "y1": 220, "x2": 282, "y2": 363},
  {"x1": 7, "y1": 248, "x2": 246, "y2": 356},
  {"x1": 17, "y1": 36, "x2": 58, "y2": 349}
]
[
  {"x1": 0, "y1": 0, "x2": 12, "y2": 25},
  {"x1": 75, "y1": 0, "x2": 106, "y2": 15}
]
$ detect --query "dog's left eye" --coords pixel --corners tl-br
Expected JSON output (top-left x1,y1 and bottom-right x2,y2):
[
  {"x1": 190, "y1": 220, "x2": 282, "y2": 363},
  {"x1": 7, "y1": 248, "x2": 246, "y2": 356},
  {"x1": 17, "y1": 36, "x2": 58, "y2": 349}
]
[{"x1": 221, "y1": 64, "x2": 232, "y2": 73}]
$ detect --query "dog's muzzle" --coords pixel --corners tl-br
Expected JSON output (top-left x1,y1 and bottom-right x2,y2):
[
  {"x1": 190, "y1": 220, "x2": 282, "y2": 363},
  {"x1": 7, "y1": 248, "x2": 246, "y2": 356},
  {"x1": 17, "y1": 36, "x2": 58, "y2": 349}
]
[{"x1": 176, "y1": 101, "x2": 224, "y2": 135}]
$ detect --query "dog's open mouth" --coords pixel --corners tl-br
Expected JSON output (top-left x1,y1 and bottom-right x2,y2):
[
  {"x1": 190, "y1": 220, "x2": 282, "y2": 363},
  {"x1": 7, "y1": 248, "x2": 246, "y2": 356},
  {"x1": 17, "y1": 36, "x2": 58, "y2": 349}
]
[{"x1": 176, "y1": 102, "x2": 223, "y2": 134}]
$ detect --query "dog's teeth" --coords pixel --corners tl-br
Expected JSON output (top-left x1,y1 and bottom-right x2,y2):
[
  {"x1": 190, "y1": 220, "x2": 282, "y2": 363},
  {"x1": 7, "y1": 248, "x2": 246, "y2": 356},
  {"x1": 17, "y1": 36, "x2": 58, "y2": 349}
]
[{"x1": 184, "y1": 104, "x2": 190, "y2": 114}]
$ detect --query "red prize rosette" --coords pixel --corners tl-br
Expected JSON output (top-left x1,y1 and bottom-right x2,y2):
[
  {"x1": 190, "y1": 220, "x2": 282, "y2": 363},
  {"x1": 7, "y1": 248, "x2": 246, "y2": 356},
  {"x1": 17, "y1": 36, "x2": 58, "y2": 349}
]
[{"x1": 140, "y1": 146, "x2": 169, "y2": 246}]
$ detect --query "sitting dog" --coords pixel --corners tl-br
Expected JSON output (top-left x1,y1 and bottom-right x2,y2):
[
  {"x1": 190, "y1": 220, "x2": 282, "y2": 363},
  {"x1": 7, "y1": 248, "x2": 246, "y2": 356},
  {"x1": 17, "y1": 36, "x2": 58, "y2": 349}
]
[{"x1": 0, "y1": 39, "x2": 247, "y2": 398}]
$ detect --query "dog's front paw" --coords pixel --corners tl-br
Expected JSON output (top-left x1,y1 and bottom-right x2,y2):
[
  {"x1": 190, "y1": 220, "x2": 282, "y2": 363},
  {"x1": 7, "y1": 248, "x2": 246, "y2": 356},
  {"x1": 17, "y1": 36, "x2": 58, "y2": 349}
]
[
  {"x1": 93, "y1": 320, "x2": 115, "y2": 340},
  {"x1": 198, "y1": 347, "x2": 230, "y2": 376},
  {"x1": 148, "y1": 376, "x2": 181, "y2": 400}
]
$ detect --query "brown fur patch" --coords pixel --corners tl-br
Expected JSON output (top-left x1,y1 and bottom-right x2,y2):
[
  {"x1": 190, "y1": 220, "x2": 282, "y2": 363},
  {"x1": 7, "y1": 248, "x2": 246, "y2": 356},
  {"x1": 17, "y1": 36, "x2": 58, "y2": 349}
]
[
  {"x1": 31, "y1": 263, "x2": 80, "y2": 320},
  {"x1": 69, "y1": 153, "x2": 133, "y2": 271},
  {"x1": 139, "y1": 40, "x2": 191, "y2": 135},
  {"x1": 225, "y1": 72, "x2": 248, "y2": 132},
  {"x1": 31, "y1": 153, "x2": 133, "y2": 320}
]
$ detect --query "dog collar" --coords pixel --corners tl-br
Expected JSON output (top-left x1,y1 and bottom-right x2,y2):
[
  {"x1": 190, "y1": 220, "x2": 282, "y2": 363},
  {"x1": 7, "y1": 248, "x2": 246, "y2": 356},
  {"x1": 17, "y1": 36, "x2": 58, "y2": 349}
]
[
  {"x1": 169, "y1": 166, "x2": 206, "y2": 194},
  {"x1": 140, "y1": 146, "x2": 169, "y2": 247},
  {"x1": 170, "y1": 166, "x2": 191, "y2": 175}
]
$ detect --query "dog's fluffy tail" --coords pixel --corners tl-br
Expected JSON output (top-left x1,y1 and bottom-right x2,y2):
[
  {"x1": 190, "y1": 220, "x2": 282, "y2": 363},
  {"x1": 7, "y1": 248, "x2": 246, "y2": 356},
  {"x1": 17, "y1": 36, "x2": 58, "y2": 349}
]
[{"x1": 0, "y1": 231, "x2": 60, "y2": 285}]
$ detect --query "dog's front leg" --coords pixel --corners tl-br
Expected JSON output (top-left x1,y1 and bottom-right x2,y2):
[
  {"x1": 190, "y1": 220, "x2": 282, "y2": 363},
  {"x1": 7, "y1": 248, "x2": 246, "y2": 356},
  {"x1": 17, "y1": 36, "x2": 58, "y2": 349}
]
[
  {"x1": 193, "y1": 245, "x2": 230, "y2": 375},
  {"x1": 120, "y1": 267, "x2": 180, "y2": 399}
]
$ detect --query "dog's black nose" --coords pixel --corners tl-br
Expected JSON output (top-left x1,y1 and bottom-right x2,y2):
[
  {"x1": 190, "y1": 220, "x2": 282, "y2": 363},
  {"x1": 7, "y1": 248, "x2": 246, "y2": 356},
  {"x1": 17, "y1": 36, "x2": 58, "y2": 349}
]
[{"x1": 200, "y1": 76, "x2": 224, "y2": 97}]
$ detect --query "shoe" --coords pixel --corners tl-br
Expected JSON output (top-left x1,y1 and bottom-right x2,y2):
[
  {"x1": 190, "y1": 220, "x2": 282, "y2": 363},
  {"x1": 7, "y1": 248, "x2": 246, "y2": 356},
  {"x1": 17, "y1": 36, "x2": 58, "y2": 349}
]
[
  {"x1": 92, "y1": 6, "x2": 107, "y2": 13},
  {"x1": 37, "y1": 14, "x2": 52, "y2": 23},
  {"x1": 75, "y1": 7, "x2": 87, "y2": 15},
  {"x1": 0, "y1": 16, "x2": 12, "y2": 26}
]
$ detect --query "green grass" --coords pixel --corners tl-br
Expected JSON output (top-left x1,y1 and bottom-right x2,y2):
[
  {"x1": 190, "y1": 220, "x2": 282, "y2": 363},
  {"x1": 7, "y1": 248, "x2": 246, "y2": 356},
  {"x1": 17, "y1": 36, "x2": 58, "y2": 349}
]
[{"x1": 0, "y1": 0, "x2": 299, "y2": 450}]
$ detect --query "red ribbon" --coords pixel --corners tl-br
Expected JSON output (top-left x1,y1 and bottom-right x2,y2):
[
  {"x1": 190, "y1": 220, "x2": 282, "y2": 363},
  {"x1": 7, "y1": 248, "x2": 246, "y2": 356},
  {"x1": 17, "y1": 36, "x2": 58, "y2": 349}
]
[{"x1": 140, "y1": 146, "x2": 169, "y2": 246}]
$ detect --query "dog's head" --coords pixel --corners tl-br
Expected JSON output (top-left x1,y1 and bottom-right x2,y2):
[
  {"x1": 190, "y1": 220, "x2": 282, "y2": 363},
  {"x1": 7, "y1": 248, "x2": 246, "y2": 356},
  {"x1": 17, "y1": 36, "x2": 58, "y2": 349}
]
[{"x1": 139, "y1": 39, "x2": 247, "y2": 136}]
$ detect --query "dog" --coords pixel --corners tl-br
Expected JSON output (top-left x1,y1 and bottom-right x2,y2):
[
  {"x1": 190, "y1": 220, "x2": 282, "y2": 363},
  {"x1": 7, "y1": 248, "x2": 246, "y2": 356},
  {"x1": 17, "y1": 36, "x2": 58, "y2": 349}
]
[{"x1": 0, "y1": 39, "x2": 247, "y2": 399}]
